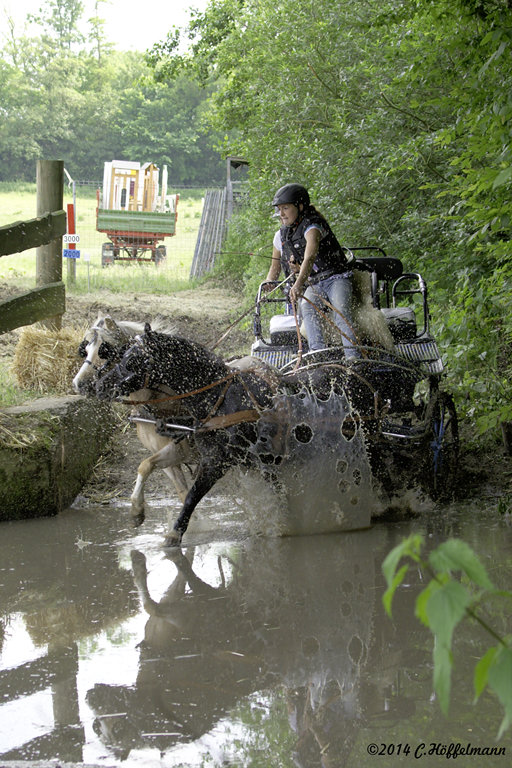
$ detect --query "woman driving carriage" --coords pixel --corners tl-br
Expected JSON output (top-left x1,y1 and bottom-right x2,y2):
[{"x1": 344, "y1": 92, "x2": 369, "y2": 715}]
[{"x1": 264, "y1": 183, "x2": 360, "y2": 360}]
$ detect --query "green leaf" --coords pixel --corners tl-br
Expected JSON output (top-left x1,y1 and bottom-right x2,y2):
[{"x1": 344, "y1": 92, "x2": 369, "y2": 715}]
[
  {"x1": 488, "y1": 645, "x2": 512, "y2": 738},
  {"x1": 428, "y1": 539, "x2": 494, "y2": 590},
  {"x1": 382, "y1": 564, "x2": 409, "y2": 618},
  {"x1": 497, "y1": 714, "x2": 511, "y2": 741},
  {"x1": 433, "y1": 642, "x2": 453, "y2": 715},
  {"x1": 426, "y1": 579, "x2": 470, "y2": 647},
  {"x1": 415, "y1": 578, "x2": 442, "y2": 627},
  {"x1": 493, "y1": 166, "x2": 512, "y2": 189},
  {"x1": 474, "y1": 645, "x2": 498, "y2": 701},
  {"x1": 382, "y1": 534, "x2": 423, "y2": 588}
]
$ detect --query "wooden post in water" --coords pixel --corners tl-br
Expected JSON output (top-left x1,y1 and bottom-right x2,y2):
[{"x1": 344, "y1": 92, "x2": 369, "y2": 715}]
[{"x1": 36, "y1": 160, "x2": 64, "y2": 329}]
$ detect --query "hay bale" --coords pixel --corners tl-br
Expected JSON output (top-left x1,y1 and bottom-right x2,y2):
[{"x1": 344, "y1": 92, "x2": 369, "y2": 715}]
[
  {"x1": 11, "y1": 324, "x2": 86, "y2": 393},
  {"x1": 0, "y1": 411, "x2": 38, "y2": 448}
]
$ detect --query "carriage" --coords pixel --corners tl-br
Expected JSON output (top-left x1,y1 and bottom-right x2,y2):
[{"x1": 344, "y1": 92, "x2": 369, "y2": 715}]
[
  {"x1": 249, "y1": 247, "x2": 459, "y2": 502},
  {"x1": 75, "y1": 247, "x2": 459, "y2": 545}
]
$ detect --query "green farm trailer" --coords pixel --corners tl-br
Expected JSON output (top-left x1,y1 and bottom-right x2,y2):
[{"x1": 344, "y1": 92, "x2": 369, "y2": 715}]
[{"x1": 97, "y1": 161, "x2": 179, "y2": 265}]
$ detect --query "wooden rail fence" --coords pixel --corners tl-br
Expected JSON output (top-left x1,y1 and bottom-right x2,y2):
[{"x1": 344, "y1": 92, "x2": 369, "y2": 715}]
[{"x1": 0, "y1": 160, "x2": 67, "y2": 334}]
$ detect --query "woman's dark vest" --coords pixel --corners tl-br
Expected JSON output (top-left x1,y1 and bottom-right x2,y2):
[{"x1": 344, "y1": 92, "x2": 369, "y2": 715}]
[{"x1": 280, "y1": 211, "x2": 348, "y2": 276}]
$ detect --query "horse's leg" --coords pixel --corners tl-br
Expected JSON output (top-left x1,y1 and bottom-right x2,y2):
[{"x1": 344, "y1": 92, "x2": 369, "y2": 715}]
[
  {"x1": 164, "y1": 460, "x2": 229, "y2": 548},
  {"x1": 130, "y1": 440, "x2": 194, "y2": 525},
  {"x1": 164, "y1": 548, "x2": 223, "y2": 598},
  {"x1": 130, "y1": 550, "x2": 187, "y2": 625},
  {"x1": 162, "y1": 466, "x2": 191, "y2": 505},
  {"x1": 129, "y1": 454, "x2": 161, "y2": 527}
]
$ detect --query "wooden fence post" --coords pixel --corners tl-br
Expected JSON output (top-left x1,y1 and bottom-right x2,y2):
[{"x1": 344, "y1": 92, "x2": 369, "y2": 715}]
[{"x1": 36, "y1": 160, "x2": 64, "y2": 330}]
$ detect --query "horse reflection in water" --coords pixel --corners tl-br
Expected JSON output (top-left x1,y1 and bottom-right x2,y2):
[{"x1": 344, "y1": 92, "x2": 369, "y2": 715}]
[{"x1": 86, "y1": 532, "x2": 420, "y2": 766}]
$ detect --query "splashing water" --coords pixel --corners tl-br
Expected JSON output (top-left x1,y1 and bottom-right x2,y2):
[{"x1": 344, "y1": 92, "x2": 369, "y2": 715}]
[{"x1": 241, "y1": 386, "x2": 378, "y2": 535}]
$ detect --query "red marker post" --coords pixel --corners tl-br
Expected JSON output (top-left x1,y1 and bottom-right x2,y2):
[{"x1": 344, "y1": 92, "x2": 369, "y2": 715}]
[{"x1": 64, "y1": 201, "x2": 80, "y2": 282}]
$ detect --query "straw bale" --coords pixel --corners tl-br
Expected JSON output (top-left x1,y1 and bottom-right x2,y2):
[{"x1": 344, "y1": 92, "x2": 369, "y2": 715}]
[
  {"x1": 11, "y1": 324, "x2": 87, "y2": 394},
  {"x1": 0, "y1": 411, "x2": 39, "y2": 448}
]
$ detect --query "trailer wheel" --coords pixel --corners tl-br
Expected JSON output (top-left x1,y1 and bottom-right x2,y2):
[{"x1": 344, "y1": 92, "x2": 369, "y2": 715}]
[
  {"x1": 101, "y1": 243, "x2": 115, "y2": 267},
  {"x1": 420, "y1": 390, "x2": 459, "y2": 501},
  {"x1": 155, "y1": 245, "x2": 167, "y2": 266}
]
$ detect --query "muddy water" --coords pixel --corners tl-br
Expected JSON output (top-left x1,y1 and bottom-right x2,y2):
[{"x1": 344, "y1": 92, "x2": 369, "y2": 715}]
[{"x1": 1, "y1": 497, "x2": 512, "y2": 767}]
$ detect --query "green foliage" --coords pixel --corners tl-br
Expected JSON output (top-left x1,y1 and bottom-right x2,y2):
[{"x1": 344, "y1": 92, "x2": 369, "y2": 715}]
[
  {"x1": 109, "y1": 71, "x2": 225, "y2": 185},
  {"x1": 214, "y1": 200, "x2": 278, "y2": 299},
  {"x1": 383, "y1": 535, "x2": 512, "y2": 737},
  {"x1": 146, "y1": 0, "x2": 512, "y2": 440},
  {"x1": 146, "y1": 0, "x2": 244, "y2": 86}
]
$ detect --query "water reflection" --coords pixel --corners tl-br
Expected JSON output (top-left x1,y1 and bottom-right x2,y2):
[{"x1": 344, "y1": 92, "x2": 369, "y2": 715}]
[
  {"x1": 87, "y1": 532, "x2": 379, "y2": 763},
  {"x1": 1, "y1": 506, "x2": 512, "y2": 766},
  {"x1": 0, "y1": 507, "x2": 139, "y2": 762}
]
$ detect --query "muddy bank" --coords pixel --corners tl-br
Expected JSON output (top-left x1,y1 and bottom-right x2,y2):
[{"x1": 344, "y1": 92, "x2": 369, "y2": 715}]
[{"x1": 0, "y1": 397, "x2": 116, "y2": 521}]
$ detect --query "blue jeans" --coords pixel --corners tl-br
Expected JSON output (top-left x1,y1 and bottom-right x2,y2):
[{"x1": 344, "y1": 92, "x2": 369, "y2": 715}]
[{"x1": 301, "y1": 274, "x2": 359, "y2": 357}]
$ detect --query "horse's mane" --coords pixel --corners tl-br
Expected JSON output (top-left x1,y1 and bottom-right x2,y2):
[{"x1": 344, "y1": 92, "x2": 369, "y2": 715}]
[
  {"x1": 146, "y1": 330, "x2": 227, "y2": 374},
  {"x1": 88, "y1": 314, "x2": 176, "y2": 343},
  {"x1": 121, "y1": 316, "x2": 176, "y2": 336}
]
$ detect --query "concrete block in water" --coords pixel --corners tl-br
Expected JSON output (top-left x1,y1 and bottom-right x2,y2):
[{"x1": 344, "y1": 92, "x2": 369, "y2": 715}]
[{"x1": 0, "y1": 396, "x2": 116, "y2": 521}]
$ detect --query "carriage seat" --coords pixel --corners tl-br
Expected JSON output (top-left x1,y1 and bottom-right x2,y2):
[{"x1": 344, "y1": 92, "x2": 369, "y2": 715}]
[
  {"x1": 269, "y1": 314, "x2": 298, "y2": 346},
  {"x1": 381, "y1": 307, "x2": 417, "y2": 341},
  {"x1": 355, "y1": 256, "x2": 403, "y2": 281}
]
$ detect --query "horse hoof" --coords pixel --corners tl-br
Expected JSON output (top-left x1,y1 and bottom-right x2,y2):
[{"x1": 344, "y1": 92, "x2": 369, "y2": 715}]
[
  {"x1": 130, "y1": 550, "x2": 147, "y2": 578},
  {"x1": 130, "y1": 511, "x2": 145, "y2": 528},
  {"x1": 162, "y1": 531, "x2": 182, "y2": 548}
]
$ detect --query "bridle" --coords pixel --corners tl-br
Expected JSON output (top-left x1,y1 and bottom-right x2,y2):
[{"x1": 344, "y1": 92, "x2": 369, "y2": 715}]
[{"x1": 78, "y1": 325, "x2": 129, "y2": 375}]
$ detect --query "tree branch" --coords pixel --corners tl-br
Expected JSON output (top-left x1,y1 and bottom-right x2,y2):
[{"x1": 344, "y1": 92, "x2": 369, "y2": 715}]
[
  {"x1": 379, "y1": 91, "x2": 432, "y2": 131},
  {"x1": 307, "y1": 61, "x2": 342, "y2": 100}
]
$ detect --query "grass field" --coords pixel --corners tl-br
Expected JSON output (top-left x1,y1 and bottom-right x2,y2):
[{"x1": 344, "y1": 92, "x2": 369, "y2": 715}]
[{"x1": 0, "y1": 182, "x2": 207, "y2": 295}]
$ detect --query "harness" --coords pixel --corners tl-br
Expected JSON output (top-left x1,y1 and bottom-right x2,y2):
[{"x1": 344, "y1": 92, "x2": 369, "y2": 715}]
[
  {"x1": 79, "y1": 323, "x2": 130, "y2": 373},
  {"x1": 124, "y1": 366, "x2": 277, "y2": 435}
]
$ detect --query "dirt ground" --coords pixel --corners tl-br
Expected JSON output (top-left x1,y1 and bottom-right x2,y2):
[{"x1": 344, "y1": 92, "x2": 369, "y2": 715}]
[
  {"x1": 0, "y1": 278, "x2": 249, "y2": 362},
  {"x1": 1, "y1": 279, "x2": 512, "y2": 507}
]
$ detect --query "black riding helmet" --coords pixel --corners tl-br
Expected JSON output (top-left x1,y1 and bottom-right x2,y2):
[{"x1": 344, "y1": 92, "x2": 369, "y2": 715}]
[{"x1": 272, "y1": 183, "x2": 310, "y2": 208}]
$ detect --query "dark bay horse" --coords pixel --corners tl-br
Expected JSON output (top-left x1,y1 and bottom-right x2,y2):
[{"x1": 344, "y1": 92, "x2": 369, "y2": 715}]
[
  {"x1": 95, "y1": 325, "x2": 344, "y2": 546},
  {"x1": 73, "y1": 315, "x2": 197, "y2": 512}
]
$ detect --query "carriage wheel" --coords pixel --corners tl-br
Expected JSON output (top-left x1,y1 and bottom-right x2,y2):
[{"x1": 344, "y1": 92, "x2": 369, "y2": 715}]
[
  {"x1": 421, "y1": 390, "x2": 459, "y2": 500},
  {"x1": 155, "y1": 245, "x2": 167, "y2": 266},
  {"x1": 101, "y1": 243, "x2": 115, "y2": 267}
]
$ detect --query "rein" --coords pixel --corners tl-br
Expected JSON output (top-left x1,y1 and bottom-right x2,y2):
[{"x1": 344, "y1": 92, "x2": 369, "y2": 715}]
[
  {"x1": 300, "y1": 290, "x2": 369, "y2": 360},
  {"x1": 123, "y1": 366, "x2": 270, "y2": 432},
  {"x1": 122, "y1": 371, "x2": 240, "y2": 406}
]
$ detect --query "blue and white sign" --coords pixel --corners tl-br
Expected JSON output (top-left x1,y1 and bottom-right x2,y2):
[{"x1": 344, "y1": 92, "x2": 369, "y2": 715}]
[{"x1": 63, "y1": 249, "x2": 80, "y2": 259}]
